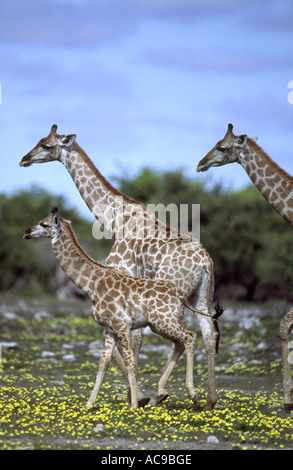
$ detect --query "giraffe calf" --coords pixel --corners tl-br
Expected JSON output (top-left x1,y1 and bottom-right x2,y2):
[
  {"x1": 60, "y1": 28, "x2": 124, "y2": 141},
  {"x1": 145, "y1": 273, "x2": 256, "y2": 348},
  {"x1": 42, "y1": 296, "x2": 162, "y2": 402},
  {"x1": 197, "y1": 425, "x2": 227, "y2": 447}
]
[{"x1": 24, "y1": 208, "x2": 199, "y2": 409}]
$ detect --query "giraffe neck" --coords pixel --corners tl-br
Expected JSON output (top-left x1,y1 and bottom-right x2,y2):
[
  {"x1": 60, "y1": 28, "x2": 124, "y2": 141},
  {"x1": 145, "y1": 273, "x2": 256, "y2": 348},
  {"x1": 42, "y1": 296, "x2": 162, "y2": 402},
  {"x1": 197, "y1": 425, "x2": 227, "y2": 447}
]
[
  {"x1": 51, "y1": 220, "x2": 104, "y2": 301},
  {"x1": 239, "y1": 139, "x2": 293, "y2": 225},
  {"x1": 60, "y1": 142, "x2": 180, "y2": 240},
  {"x1": 60, "y1": 142, "x2": 140, "y2": 238}
]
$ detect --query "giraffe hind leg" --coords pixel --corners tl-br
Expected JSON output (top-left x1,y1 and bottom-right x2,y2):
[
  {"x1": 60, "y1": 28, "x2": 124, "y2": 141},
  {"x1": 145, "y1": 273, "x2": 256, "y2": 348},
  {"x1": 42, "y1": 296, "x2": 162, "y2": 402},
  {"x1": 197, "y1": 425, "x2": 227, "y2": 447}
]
[
  {"x1": 279, "y1": 310, "x2": 293, "y2": 413},
  {"x1": 149, "y1": 316, "x2": 197, "y2": 406},
  {"x1": 150, "y1": 342, "x2": 184, "y2": 406}
]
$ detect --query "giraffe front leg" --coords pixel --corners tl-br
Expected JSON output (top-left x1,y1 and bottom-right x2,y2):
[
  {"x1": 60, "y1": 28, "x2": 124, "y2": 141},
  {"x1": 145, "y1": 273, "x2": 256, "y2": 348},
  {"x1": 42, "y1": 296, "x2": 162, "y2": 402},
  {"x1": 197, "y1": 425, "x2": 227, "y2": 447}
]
[
  {"x1": 86, "y1": 333, "x2": 116, "y2": 408},
  {"x1": 155, "y1": 341, "x2": 184, "y2": 405},
  {"x1": 112, "y1": 330, "x2": 149, "y2": 407},
  {"x1": 149, "y1": 343, "x2": 175, "y2": 406},
  {"x1": 148, "y1": 314, "x2": 187, "y2": 407},
  {"x1": 118, "y1": 330, "x2": 139, "y2": 410},
  {"x1": 129, "y1": 329, "x2": 150, "y2": 407}
]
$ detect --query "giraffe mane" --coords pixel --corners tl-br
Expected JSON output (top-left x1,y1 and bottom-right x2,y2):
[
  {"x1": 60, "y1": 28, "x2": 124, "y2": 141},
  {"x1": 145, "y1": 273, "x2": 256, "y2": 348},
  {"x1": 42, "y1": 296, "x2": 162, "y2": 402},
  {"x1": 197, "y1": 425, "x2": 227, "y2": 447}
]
[
  {"x1": 61, "y1": 218, "x2": 103, "y2": 268},
  {"x1": 72, "y1": 142, "x2": 142, "y2": 207},
  {"x1": 71, "y1": 142, "x2": 180, "y2": 238},
  {"x1": 247, "y1": 138, "x2": 293, "y2": 187}
]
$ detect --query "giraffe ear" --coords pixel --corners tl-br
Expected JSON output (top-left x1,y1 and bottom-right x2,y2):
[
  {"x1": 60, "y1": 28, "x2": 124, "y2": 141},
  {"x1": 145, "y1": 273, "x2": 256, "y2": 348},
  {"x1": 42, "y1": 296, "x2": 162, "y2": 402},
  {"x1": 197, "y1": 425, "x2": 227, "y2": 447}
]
[
  {"x1": 251, "y1": 137, "x2": 258, "y2": 142},
  {"x1": 238, "y1": 134, "x2": 247, "y2": 145},
  {"x1": 61, "y1": 134, "x2": 76, "y2": 147}
]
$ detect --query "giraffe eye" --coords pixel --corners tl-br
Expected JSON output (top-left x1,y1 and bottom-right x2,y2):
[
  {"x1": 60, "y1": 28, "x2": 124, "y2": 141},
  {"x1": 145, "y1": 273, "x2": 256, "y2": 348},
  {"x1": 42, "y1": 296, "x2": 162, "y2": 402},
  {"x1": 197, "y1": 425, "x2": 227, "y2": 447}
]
[
  {"x1": 217, "y1": 146, "x2": 226, "y2": 153},
  {"x1": 40, "y1": 223, "x2": 49, "y2": 228},
  {"x1": 42, "y1": 144, "x2": 52, "y2": 150}
]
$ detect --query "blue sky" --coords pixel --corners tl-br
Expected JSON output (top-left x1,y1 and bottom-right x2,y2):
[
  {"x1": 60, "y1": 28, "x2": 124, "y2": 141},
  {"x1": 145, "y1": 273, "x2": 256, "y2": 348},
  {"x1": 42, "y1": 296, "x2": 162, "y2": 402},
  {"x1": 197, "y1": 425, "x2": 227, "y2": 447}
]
[{"x1": 1, "y1": 0, "x2": 293, "y2": 220}]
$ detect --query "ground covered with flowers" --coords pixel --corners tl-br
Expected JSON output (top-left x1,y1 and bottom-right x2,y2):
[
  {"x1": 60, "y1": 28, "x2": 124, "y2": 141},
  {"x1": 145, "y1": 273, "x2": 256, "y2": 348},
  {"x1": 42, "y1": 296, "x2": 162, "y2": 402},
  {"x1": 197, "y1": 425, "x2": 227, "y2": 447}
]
[{"x1": 0, "y1": 296, "x2": 292, "y2": 450}]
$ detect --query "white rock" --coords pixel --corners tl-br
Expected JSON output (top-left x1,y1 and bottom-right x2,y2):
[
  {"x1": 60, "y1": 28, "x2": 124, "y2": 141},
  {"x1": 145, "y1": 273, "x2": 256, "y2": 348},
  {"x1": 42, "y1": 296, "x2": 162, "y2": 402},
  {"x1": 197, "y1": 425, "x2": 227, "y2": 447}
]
[
  {"x1": 141, "y1": 344, "x2": 171, "y2": 356},
  {"x1": 62, "y1": 341, "x2": 86, "y2": 350},
  {"x1": 256, "y1": 341, "x2": 268, "y2": 351},
  {"x1": 88, "y1": 340, "x2": 103, "y2": 349},
  {"x1": 1, "y1": 341, "x2": 18, "y2": 350},
  {"x1": 230, "y1": 342, "x2": 247, "y2": 351},
  {"x1": 34, "y1": 310, "x2": 53, "y2": 320},
  {"x1": 239, "y1": 317, "x2": 261, "y2": 329},
  {"x1": 54, "y1": 380, "x2": 65, "y2": 386},
  {"x1": 62, "y1": 354, "x2": 76, "y2": 362},
  {"x1": 207, "y1": 435, "x2": 219, "y2": 444},
  {"x1": 93, "y1": 424, "x2": 105, "y2": 432},
  {"x1": 42, "y1": 351, "x2": 56, "y2": 358},
  {"x1": 1, "y1": 312, "x2": 18, "y2": 320}
]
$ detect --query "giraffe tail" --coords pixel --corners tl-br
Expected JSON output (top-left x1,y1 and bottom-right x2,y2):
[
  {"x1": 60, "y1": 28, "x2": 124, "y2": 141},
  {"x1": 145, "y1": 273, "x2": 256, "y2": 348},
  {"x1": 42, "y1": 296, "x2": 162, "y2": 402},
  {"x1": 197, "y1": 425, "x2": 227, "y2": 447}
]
[
  {"x1": 181, "y1": 298, "x2": 225, "y2": 353},
  {"x1": 213, "y1": 301, "x2": 225, "y2": 353}
]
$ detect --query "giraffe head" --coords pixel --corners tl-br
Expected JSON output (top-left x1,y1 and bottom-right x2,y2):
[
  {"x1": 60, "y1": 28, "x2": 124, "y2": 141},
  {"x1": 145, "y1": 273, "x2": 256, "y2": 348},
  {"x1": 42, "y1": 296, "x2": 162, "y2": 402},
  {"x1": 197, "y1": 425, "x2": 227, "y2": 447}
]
[
  {"x1": 20, "y1": 125, "x2": 76, "y2": 167},
  {"x1": 23, "y1": 207, "x2": 63, "y2": 240},
  {"x1": 197, "y1": 123, "x2": 258, "y2": 172}
]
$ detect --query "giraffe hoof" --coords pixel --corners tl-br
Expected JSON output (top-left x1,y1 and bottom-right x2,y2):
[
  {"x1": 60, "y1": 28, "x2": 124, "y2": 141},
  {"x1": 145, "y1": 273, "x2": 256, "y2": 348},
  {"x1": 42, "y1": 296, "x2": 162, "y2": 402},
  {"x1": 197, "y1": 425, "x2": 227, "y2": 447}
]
[
  {"x1": 138, "y1": 397, "x2": 150, "y2": 408},
  {"x1": 127, "y1": 390, "x2": 150, "y2": 407},
  {"x1": 127, "y1": 389, "x2": 131, "y2": 404},
  {"x1": 284, "y1": 402, "x2": 293, "y2": 413},
  {"x1": 203, "y1": 403, "x2": 214, "y2": 411},
  {"x1": 192, "y1": 397, "x2": 203, "y2": 411},
  {"x1": 155, "y1": 394, "x2": 169, "y2": 405},
  {"x1": 192, "y1": 395, "x2": 198, "y2": 405}
]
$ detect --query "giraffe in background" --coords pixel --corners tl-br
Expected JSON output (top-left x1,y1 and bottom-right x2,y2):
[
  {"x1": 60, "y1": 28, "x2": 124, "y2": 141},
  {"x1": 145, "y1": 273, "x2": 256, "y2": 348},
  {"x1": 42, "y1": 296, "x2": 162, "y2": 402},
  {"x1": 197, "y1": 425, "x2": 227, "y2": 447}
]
[
  {"x1": 197, "y1": 123, "x2": 293, "y2": 411},
  {"x1": 20, "y1": 125, "x2": 219, "y2": 410}
]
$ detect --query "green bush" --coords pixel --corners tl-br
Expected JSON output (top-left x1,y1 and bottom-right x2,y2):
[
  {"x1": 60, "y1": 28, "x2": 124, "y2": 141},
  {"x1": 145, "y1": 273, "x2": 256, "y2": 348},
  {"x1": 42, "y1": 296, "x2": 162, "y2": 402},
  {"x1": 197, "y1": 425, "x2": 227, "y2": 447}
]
[{"x1": 2, "y1": 168, "x2": 293, "y2": 301}]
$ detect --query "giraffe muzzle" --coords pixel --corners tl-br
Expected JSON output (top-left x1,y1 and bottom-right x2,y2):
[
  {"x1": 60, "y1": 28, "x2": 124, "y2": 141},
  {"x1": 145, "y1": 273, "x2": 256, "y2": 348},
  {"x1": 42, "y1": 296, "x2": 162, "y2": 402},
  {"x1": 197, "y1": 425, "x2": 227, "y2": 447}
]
[
  {"x1": 23, "y1": 229, "x2": 32, "y2": 239},
  {"x1": 197, "y1": 161, "x2": 208, "y2": 172},
  {"x1": 20, "y1": 154, "x2": 33, "y2": 167}
]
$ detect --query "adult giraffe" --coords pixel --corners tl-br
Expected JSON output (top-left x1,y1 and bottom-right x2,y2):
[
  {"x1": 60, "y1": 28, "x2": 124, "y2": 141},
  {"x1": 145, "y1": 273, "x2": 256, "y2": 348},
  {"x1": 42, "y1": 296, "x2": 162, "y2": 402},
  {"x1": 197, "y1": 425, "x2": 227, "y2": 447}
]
[
  {"x1": 197, "y1": 123, "x2": 293, "y2": 412},
  {"x1": 20, "y1": 124, "x2": 219, "y2": 410}
]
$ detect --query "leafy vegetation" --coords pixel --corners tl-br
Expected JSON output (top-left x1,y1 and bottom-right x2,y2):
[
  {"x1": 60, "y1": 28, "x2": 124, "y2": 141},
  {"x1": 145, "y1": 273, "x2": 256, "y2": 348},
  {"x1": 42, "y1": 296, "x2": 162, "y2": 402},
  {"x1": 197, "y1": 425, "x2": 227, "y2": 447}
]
[
  {"x1": 117, "y1": 168, "x2": 293, "y2": 301},
  {"x1": 1, "y1": 168, "x2": 293, "y2": 301},
  {"x1": 0, "y1": 186, "x2": 112, "y2": 296}
]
